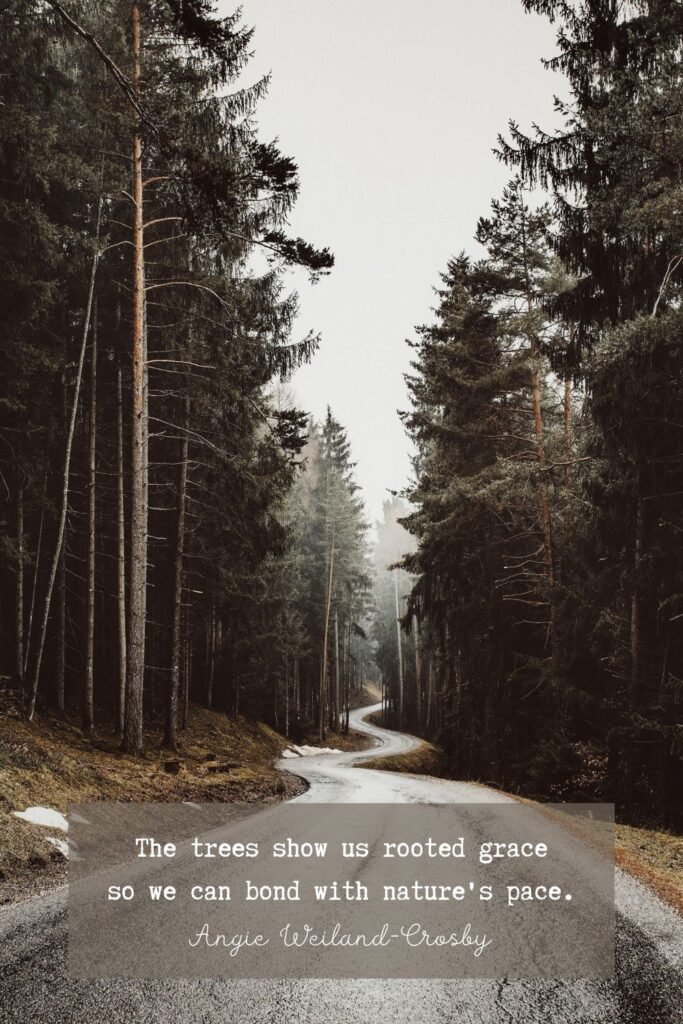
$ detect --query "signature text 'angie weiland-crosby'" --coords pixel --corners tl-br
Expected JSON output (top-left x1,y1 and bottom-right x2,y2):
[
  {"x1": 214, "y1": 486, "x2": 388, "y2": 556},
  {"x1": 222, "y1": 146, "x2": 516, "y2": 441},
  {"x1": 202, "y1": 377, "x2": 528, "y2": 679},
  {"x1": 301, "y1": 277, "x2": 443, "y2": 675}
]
[{"x1": 188, "y1": 921, "x2": 492, "y2": 958}]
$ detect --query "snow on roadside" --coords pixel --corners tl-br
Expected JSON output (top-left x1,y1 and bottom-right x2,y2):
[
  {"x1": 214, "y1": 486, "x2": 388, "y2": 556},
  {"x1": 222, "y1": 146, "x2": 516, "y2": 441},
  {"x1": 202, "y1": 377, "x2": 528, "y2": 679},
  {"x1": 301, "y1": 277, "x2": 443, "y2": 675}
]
[
  {"x1": 12, "y1": 806, "x2": 70, "y2": 860},
  {"x1": 12, "y1": 807, "x2": 69, "y2": 831},
  {"x1": 282, "y1": 744, "x2": 338, "y2": 759},
  {"x1": 45, "y1": 837, "x2": 69, "y2": 858}
]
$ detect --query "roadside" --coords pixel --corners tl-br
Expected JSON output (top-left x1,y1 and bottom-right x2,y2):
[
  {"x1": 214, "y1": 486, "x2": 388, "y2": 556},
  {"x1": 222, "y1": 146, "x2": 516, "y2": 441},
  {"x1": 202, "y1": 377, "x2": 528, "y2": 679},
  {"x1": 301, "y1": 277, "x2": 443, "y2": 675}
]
[
  {"x1": 359, "y1": 713, "x2": 683, "y2": 917},
  {"x1": 4, "y1": 697, "x2": 680, "y2": 919},
  {"x1": 0, "y1": 703, "x2": 369, "y2": 903}
]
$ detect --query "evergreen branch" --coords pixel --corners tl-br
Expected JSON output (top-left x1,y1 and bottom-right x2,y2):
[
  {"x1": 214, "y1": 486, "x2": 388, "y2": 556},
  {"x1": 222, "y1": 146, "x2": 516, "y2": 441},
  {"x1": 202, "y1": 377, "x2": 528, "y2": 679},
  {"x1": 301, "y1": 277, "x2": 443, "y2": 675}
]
[{"x1": 44, "y1": 1, "x2": 156, "y2": 135}]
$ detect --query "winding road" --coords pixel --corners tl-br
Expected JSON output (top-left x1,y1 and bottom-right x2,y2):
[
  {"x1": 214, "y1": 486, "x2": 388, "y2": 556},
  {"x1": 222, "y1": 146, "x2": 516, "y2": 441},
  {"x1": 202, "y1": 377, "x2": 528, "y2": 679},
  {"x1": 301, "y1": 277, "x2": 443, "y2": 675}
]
[{"x1": 1, "y1": 703, "x2": 682, "y2": 1023}]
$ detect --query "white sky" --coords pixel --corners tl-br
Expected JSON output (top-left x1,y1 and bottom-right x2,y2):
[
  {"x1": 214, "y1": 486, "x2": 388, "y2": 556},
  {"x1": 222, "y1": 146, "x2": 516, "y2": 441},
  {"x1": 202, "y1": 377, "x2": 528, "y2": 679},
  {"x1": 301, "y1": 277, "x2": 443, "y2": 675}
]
[{"x1": 230, "y1": 0, "x2": 563, "y2": 521}]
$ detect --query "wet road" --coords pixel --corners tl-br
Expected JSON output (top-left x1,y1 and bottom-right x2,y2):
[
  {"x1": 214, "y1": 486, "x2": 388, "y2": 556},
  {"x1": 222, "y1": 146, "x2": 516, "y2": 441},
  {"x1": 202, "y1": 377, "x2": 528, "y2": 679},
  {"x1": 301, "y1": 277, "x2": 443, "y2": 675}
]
[
  {"x1": 1, "y1": 703, "x2": 682, "y2": 1023},
  {"x1": 287, "y1": 702, "x2": 513, "y2": 804}
]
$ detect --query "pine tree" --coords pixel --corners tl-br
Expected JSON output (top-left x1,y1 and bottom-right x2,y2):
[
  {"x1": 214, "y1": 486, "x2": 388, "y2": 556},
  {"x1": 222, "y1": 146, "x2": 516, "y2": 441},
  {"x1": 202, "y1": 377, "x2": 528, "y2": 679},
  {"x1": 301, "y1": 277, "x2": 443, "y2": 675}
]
[{"x1": 1, "y1": 2, "x2": 340, "y2": 759}]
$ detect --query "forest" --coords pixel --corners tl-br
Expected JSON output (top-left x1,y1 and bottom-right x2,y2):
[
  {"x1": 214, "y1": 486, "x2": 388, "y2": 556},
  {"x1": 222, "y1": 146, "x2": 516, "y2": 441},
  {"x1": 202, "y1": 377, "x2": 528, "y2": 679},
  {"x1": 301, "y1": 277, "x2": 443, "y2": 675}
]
[
  {"x1": 374, "y1": 0, "x2": 683, "y2": 827},
  {"x1": 0, "y1": 1, "x2": 372, "y2": 758},
  {"x1": 1, "y1": 0, "x2": 682, "y2": 833}
]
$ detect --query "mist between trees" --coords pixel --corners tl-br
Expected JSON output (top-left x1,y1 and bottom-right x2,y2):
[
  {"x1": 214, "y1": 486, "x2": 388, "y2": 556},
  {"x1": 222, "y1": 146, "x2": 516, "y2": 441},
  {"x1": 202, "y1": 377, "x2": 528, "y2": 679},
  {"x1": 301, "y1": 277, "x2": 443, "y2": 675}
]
[{"x1": 1, "y1": 1, "x2": 682, "y2": 830}]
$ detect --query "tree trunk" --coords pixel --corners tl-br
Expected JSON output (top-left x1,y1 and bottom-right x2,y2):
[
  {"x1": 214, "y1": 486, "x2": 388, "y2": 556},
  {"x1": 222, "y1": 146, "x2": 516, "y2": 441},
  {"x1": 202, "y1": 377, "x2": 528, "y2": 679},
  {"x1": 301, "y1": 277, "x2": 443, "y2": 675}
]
[
  {"x1": 116, "y1": 363, "x2": 127, "y2": 736},
  {"x1": 23, "y1": 470, "x2": 47, "y2": 681},
  {"x1": 563, "y1": 377, "x2": 573, "y2": 543},
  {"x1": 563, "y1": 378, "x2": 573, "y2": 487},
  {"x1": 284, "y1": 654, "x2": 289, "y2": 737},
  {"x1": 182, "y1": 610, "x2": 190, "y2": 729},
  {"x1": 414, "y1": 616, "x2": 422, "y2": 731},
  {"x1": 123, "y1": 0, "x2": 146, "y2": 755},
  {"x1": 164, "y1": 396, "x2": 189, "y2": 750},
  {"x1": 56, "y1": 544, "x2": 66, "y2": 714},
  {"x1": 56, "y1": 368, "x2": 67, "y2": 715},
  {"x1": 394, "y1": 568, "x2": 404, "y2": 729},
  {"x1": 531, "y1": 361, "x2": 554, "y2": 593},
  {"x1": 521, "y1": 189, "x2": 554, "y2": 627},
  {"x1": 215, "y1": 618, "x2": 222, "y2": 702},
  {"x1": 629, "y1": 489, "x2": 644, "y2": 711},
  {"x1": 344, "y1": 622, "x2": 351, "y2": 734},
  {"x1": 333, "y1": 609, "x2": 340, "y2": 732},
  {"x1": 15, "y1": 483, "x2": 24, "y2": 693},
  {"x1": 84, "y1": 299, "x2": 97, "y2": 733},
  {"x1": 27, "y1": 200, "x2": 103, "y2": 721},
  {"x1": 207, "y1": 604, "x2": 216, "y2": 708},
  {"x1": 319, "y1": 527, "x2": 335, "y2": 742}
]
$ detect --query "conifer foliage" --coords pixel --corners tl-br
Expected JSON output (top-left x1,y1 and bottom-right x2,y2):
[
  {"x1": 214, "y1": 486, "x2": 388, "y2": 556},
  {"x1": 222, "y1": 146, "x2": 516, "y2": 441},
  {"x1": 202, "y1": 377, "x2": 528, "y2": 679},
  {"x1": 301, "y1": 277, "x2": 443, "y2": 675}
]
[
  {"x1": 0, "y1": 1, "x2": 355, "y2": 751},
  {"x1": 398, "y1": 0, "x2": 683, "y2": 824}
]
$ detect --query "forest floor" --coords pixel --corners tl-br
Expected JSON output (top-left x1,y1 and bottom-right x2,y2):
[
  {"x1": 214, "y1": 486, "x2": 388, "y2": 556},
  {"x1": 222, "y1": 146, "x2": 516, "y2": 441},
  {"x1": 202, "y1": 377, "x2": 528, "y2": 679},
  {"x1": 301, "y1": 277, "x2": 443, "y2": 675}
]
[{"x1": 0, "y1": 702, "x2": 370, "y2": 904}]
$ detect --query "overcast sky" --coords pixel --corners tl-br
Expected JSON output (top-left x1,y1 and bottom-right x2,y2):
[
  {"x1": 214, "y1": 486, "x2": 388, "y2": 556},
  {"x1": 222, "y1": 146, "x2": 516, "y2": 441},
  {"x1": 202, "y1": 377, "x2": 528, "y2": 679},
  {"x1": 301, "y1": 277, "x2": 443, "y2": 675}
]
[{"x1": 230, "y1": 0, "x2": 563, "y2": 522}]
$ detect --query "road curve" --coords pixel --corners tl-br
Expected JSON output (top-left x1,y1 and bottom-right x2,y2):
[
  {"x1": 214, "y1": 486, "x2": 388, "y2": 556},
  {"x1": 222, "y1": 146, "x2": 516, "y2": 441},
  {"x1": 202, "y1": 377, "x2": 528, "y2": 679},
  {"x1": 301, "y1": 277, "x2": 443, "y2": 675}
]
[
  {"x1": 1, "y1": 704, "x2": 682, "y2": 1023},
  {"x1": 284, "y1": 702, "x2": 511, "y2": 803}
]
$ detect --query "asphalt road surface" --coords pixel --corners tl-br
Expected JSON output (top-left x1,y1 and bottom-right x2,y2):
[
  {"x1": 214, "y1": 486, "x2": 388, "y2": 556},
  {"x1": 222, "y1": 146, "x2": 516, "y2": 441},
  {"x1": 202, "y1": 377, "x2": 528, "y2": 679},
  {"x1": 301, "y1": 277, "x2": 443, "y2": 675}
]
[{"x1": 1, "y1": 703, "x2": 682, "y2": 1023}]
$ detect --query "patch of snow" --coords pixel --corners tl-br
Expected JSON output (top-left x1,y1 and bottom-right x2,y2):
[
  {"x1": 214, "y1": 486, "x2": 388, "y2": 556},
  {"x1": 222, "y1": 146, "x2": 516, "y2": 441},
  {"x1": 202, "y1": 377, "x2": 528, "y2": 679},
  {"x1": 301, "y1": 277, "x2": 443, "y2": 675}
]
[
  {"x1": 12, "y1": 807, "x2": 69, "y2": 831},
  {"x1": 69, "y1": 811, "x2": 90, "y2": 825},
  {"x1": 45, "y1": 836, "x2": 69, "y2": 858},
  {"x1": 282, "y1": 744, "x2": 338, "y2": 758}
]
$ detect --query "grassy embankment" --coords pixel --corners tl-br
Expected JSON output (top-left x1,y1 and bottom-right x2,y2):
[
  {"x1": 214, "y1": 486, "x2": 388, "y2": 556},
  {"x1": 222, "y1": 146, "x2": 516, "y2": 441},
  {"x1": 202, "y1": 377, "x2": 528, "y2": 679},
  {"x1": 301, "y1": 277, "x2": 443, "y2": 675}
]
[
  {"x1": 0, "y1": 701, "x2": 370, "y2": 902},
  {"x1": 362, "y1": 709, "x2": 683, "y2": 915}
]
